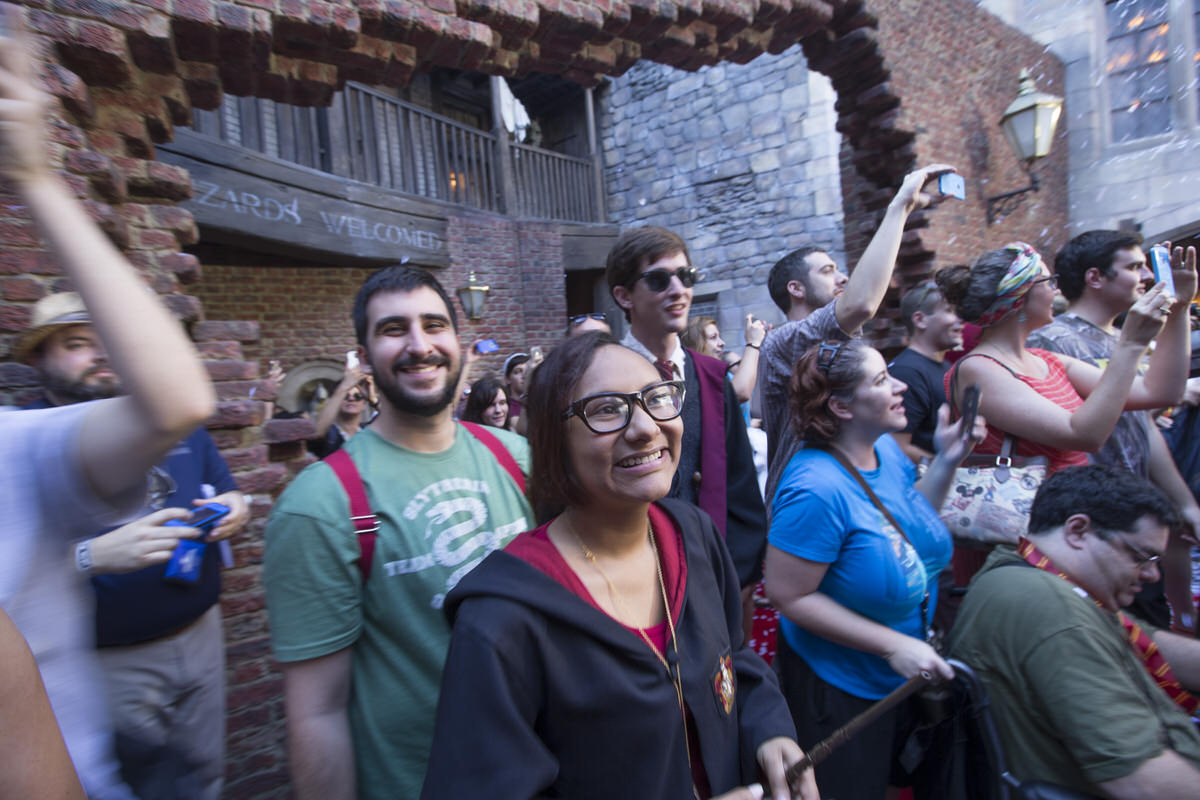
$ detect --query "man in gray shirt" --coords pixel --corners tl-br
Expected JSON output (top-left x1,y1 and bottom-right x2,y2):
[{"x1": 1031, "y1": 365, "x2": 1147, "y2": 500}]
[
  {"x1": 759, "y1": 164, "x2": 955, "y2": 504},
  {"x1": 1029, "y1": 229, "x2": 1200, "y2": 630}
]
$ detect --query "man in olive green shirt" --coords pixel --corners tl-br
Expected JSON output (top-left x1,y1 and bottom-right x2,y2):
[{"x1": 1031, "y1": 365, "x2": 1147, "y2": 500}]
[
  {"x1": 950, "y1": 465, "x2": 1200, "y2": 799},
  {"x1": 264, "y1": 267, "x2": 532, "y2": 800}
]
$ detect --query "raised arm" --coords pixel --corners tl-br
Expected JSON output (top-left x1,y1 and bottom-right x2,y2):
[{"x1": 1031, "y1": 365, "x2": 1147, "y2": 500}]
[
  {"x1": 730, "y1": 315, "x2": 766, "y2": 404},
  {"x1": 1069, "y1": 246, "x2": 1197, "y2": 410},
  {"x1": 313, "y1": 365, "x2": 367, "y2": 438},
  {"x1": 0, "y1": 607, "x2": 85, "y2": 800},
  {"x1": 957, "y1": 290, "x2": 1168, "y2": 453},
  {"x1": 0, "y1": 18, "x2": 214, "y2": 499},
  {"x1": 835, "y1": 164, "x2": 954, "y2": 333}
]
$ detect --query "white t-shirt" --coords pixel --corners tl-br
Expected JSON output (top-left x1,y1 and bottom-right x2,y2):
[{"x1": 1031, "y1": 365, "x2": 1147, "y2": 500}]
[{"x1": 0, "y1": 403, "x2": 144, "y2": 800}]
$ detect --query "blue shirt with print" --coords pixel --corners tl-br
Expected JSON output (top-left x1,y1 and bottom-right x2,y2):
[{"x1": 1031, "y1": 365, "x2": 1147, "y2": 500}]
[{"x1": 769, "y1": 434, "x2": 952, "y2": 699}]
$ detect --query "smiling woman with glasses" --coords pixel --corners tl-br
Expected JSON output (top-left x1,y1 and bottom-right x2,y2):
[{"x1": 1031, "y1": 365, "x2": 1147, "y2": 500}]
[{"x1": 422, "y1": 332, "x2": 818, "y2": 800}]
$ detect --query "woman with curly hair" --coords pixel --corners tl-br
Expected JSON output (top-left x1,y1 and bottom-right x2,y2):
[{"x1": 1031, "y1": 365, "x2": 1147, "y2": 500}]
[{"x1": 764, "y1": 338, "x2": 984, "y2": 799}]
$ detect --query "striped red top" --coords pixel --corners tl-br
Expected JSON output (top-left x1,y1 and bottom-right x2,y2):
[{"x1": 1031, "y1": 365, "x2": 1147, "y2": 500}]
[{"x1": 946, "y1": 348, "x2": 1089, "y2": 474}]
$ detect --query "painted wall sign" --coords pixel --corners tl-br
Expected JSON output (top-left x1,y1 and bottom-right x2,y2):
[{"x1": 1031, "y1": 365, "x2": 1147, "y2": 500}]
[{"x1": 159, "y1": 134, "x2": 450, "y2": 267}]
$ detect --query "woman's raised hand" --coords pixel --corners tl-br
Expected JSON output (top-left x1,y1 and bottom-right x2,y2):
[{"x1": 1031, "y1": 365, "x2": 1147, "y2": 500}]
[
  {"x1": 1120, "y1": 282, "x2": 1172, "y2": 348},
  {"x1": 930, "y1": 403, "x2": 986, "y2": 465}
]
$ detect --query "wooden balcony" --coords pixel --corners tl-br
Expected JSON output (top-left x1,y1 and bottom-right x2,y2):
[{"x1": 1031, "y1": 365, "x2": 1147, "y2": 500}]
[{"x1": 191, "y1": 83, "x2": 603, "y2": 223}]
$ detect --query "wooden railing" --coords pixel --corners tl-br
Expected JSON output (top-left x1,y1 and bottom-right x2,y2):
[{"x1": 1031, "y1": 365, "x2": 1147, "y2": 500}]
[
  {"x1": 511, "y1": 142, "x2": 599, "y2": 221},
  {"x1": 190, "y1": 85, "x2": 600, "y2": 222}
]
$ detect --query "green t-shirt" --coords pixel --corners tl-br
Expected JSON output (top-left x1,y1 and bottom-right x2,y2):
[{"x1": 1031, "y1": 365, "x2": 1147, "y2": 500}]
[
  {"x1": 949, "y1": 548, "x2": 1200, "y2": 792},
  {"x1": 264, "y1": 425, "x2": 532, "y2": 800}
]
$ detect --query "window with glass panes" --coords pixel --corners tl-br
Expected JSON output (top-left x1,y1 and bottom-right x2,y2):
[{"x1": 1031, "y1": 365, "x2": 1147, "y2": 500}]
[
  {"x1": 1194, "y1": 0, "x2": 1200, "y2": 122},
  {"x1": 1105, "y1": 0, "x2": 1171, "y2": 142}
]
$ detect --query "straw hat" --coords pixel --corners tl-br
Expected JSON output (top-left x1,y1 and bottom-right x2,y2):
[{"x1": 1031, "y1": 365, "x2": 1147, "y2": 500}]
[{"x1": 11, "y1": 292, "x2": 91, "y2": 364}]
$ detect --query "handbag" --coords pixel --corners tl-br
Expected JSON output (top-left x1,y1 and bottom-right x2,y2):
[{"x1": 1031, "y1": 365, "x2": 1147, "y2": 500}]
[{"x1": 939, "y1": 357, "x2": 1048, "y2": 546}]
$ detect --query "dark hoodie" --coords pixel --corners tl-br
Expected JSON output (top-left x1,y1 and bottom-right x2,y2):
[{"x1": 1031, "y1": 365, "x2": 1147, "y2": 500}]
[{"x1": 420, "y1": 498, "x2": 795, "y2": 799}]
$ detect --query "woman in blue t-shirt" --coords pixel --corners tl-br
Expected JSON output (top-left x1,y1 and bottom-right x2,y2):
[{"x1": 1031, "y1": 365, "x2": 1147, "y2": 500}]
[{"x1": 764, "y1": 338, "x2": 984, "y2": 799}]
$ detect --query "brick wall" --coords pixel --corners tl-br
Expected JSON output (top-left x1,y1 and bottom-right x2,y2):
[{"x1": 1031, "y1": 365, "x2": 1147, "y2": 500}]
[{"x1": 803, "y1": 0, "x2": 1069, "y2": 348}]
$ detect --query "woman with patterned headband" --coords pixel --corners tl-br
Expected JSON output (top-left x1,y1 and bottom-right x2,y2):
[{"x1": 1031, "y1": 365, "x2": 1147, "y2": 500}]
[{"x1": 936, "y1": 241, "x2": 1192, "y2": 476}]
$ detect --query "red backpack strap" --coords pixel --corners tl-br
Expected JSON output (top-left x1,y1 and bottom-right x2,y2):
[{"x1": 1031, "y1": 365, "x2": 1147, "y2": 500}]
[
  {"x1": 324, "y1": 449, "x2": 379, "y2": 585},
  {"x1": 458, "y1": 421, "x2": 526, "y2": 493}
]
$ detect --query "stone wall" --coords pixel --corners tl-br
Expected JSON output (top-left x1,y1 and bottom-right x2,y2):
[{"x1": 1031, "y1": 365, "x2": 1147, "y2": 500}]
[
  {"x1": 600, "y1": 45, "x2": 846, "y2": 344},
  {"x1": 597, "y1": 0, "x2": 1069, "y2": 351},
  {"x1": 980, "y1": 0, "x2": 1200, "y2": 241}
]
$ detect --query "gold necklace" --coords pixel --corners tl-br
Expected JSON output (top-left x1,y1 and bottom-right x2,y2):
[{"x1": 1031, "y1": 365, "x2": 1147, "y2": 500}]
[{"x1": 566, "y1": 515, "x2": 697, "y2": 795}]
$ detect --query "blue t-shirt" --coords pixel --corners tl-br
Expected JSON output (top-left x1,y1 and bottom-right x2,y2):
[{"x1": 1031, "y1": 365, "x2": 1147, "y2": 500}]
[{"x1": 769, "y1": 435, "x2": 952, "y2": 699}]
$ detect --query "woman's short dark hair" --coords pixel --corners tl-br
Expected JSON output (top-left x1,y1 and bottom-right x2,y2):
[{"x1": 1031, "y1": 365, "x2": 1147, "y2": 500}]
[
  {"x1": 790, "y1": 338, "x2": 870, "y2": 446},
  {"x1": 525, "y1": 331, "x2": 622, "y2": 521},
  {"x1": 935, "y1": 249, "x2": 1017, "y2": 325},
  {"x1": 461, "y1": 377, "x2": 506, "y2": 426}
]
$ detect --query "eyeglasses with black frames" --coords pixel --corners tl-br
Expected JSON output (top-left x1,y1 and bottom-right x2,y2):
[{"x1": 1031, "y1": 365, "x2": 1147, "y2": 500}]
[
  {"x1": 629, "y1": 266, "x2": 700, "y2": 293},
  {"x1": 1032, "y1": 274, "x2": 1059, "y2": 290},
  {"x1": 562, "y1": 380, "x2": 686, "y2": 434}
]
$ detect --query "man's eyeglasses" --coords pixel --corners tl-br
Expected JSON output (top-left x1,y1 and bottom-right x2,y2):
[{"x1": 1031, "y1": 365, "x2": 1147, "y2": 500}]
[
  {"x1": 1032, "y1": 274, "x2": 1059, "y2": 290},
  {"x1": 562, "y1": 380, "x2": 686, "y2": 434},
  {"x1": 1100, "y1": 531, "x2": 1161, "y2": 569},
  {"x1": 630, "y1": 266, "x2": 700, "y2": 293},
  {"x1": 569, "y1": 313, "x2": 607, "y2": 326}
]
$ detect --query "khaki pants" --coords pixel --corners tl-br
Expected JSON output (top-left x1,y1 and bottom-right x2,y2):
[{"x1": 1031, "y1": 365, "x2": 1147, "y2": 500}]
[{"x1": 96, "y1": 605, "x2": 225, "y2": 800}]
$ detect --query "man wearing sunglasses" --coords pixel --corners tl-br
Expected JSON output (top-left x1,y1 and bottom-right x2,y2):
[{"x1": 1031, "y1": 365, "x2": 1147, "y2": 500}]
[
  {"x1": 758, "y1": 164, "x2": 957, "y2": 505},
  {"x1": 606, "y1": 226, "x2": 767, "y2": 589},
  {"x1": 1027, "y1": 230, "x2": 1200, "y2": 633},
  {"x1": 950, "y1": 465, "x2": 1200, "y2": 800}
]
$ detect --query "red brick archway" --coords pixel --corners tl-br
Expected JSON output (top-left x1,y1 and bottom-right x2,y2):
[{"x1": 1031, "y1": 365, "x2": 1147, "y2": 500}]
[{"x1": 0, "y1": 1, "x2": 1065, "y2": 795}]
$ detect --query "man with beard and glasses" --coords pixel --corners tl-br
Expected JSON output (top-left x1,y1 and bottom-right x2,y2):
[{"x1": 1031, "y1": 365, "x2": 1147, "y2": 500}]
[
  {"x1": 264, "y1": 265, "x2": 533, "y2": 800},
  {"x1": 15, "y1": 290, "x2": 249, "y2": 800}
]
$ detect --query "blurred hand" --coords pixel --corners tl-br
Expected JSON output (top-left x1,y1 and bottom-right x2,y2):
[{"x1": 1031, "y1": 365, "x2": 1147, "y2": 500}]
[
  {"x1": 88, "y1": 508, "x2": 200, "y2": 574},
  {"x1": 1168, "y1": 242, "x2": 1198, "y2": 305},
  {"x1": 745, "y1": 315, "x2": 768, "y2": 348},
  {"x1": 199, "y1": 491, "x2": 249, "y2": 543},
  {"x1": 337, "y1": 365, "x2": 367, "y2": 393},
  {"x1": 758, "y1": 736, "x2": 819, "y2": 800},
  {"x1": 885, "y1": 635, "x2": 954, "y2": 682},
  {"x1": 1121, "y1": 283, "x2": 1171, "y2": 348},
  {"x1": 892, "y1": 163, "x2": 956, "y2": 215},
  {"x1": 931, "y1": 403, "x2": 986, "y2": 464},
  {"x1": 0, "y1": 9, "x2": 52, "y2": 185}
]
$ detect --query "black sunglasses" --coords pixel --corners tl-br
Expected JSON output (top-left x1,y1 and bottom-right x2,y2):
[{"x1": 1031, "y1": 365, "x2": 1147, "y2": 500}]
[
  {"x1": 630, "y1": 266, "x2": 700, "y2": 293},
  {"x1": 569, "y1": 313, "x2": 607, "y2": 326}
]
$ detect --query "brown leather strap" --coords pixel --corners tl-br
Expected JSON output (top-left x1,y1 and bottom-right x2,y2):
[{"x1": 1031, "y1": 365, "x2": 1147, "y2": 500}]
[{"x1": 822, "y1": 446, "x2": 913, "y2": 548}]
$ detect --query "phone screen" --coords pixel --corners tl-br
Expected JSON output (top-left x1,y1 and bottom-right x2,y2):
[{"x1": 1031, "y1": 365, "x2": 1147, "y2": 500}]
[{"x1": 960, "y1": 384, "x2": 980, "y2": 432}]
